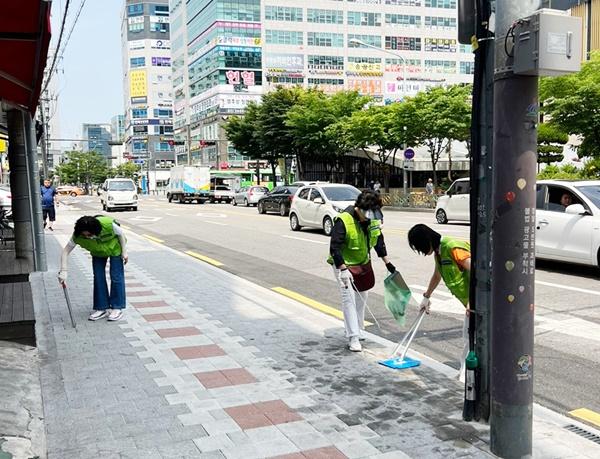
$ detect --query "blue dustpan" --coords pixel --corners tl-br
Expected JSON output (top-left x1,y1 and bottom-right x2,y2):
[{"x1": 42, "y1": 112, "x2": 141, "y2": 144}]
[{"x1": 379, "y1": 355, "x2": 421, "y2": 370}]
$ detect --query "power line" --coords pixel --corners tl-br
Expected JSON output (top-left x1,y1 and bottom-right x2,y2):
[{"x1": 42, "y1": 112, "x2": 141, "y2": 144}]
[
  {"x1": 41, "y1": 0, "x2": 71, "y2": 95},
  {"x1": 56, "y1": 0, "x2": 89, "y2": 66}
]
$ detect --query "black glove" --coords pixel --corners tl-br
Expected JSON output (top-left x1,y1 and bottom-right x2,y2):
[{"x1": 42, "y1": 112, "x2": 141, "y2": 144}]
[{"x1": 386, "y1": 262, "x2": 396, "y2": 274}]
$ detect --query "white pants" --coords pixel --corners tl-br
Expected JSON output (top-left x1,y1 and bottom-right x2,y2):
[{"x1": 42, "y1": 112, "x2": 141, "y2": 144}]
[
  {"x1": 459, "y1": 314, "x2": 469, "y2": 383},
  {"x1": 333, "y1": 267, "x2": 369, "y2": 338}
]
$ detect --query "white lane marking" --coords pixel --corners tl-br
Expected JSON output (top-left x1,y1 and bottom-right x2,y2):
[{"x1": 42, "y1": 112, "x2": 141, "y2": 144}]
[
  {"x1": 282, "y1": 235, "x2": 328, "y2": 245},
  {"x1": 165, "y1": 213, "x2": 179, "y2": 217},
  {"x1": 129, "y1": 216, "x2": 162, "y2": 222},
  {"x1": 196, "y1": 212, "x2": 228, "y2": 218},
  {"x1": 535, "y1": 280, "x2": 600, "y2": 296},
  {"x1": 205, "y1": 221, "x2": 228, "y2": 226},
  {"x1": 410, "y1": 284, "x2": 453, "y2": 298}
]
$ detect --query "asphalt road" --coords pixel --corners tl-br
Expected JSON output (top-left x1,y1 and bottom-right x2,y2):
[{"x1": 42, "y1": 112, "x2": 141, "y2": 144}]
[{"x1": 61, "y1": 194, "x2": 600, "y2": 428}]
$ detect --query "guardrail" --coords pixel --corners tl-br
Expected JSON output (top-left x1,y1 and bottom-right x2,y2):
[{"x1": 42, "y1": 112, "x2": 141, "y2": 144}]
[{"x1": 380, "y1": 192, "x2": 438, "y2": 209}]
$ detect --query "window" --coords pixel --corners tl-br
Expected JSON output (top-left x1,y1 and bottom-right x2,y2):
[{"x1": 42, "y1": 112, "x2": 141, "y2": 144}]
[
  {"x1": 154, "y1": 142, "x2": 173, "y2": 152},
  {"x1": 297, "y1": 188, "x2": 310, "y2": 200},
  {"x1": 575, "y1": 185, "x2": 600, "y2": 209},
  {"x1": 153, "y1": 109, "x2": 173, "y2": 118},
  {"x1": 546, "y1": 186, "x2": 582, "y2": 212},
  {"x1": 424, "y1": 0, "x2": 456, "y2": 8},
  {"x1": 424, "y1": 38, "x2": 457, "y2": 53},
  {"x1": 425, "y1": 60, "x2": 456, "y2": 73},
  {"x1": 307, "y1": 9, "x2": 343, "y2": 24},
  {"x1": 127, "y1": 4, "x2": 144, "y2": 17},
  {"x1": 309, "y1": 189, "x2": 323, "y2": 201},
  {"x1": 132, "y1": 108, "x2": 147, "y2": 118},
  {"x1": 450, "y1": 181, "x2": 470, "y2": 195},
  {"x1": 385, "y1": 14, "x2": 421, "y2": 27},
  {"x1": 265, "y1": 6, "x2": 303, "y2": 22},
  {"x1": 151, "y1": 4, "x2": 169, "y2": 16},
  {"x1": 307, "y1": 32, "x2": 344, "y2": 47},
  {"x1": 424, "y1": 16, "x2": 457, "y2": 30},
  {"x1": 130, "y1": 57, "x2": 145, "y2": 68},
  {"x1": 347, "y1": 12, "x2": 381, "y2": 26},
  {"x1": 265, "y1": 30, "x2": 303, "y2": 45},
  {"x1": 348, "y1": 34, "x2": 381, "y2": 48},
  {"x1": 129, "y1": 22, "x2": 144, "y2": 33},
  {"x1": 266, "y1": 75, "x2": 304, "y2": 85},
  {"x1": 385, "y1": 36, "x2": 422, "y2": 51},
  {"x1": 460, "y1": 61, "x2": 475, "y2": 74},
  {"x1": 150, "y1": 22, "x2": 169, "y2": 33},
  {"x1": 308, "y1": 55, "x2": 344, "y2": 70}
]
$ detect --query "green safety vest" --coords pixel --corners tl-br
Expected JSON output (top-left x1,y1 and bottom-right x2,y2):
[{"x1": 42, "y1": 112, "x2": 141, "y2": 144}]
[
  {"x1": 327, "y1": 211, "x2": 382, "y2": 267},
  {"x1": 73, "y1": 216, "x2": 122, "y2": 258},
  {"x1": 436, "y1": 237, "x2": 471, "y2": 306}
]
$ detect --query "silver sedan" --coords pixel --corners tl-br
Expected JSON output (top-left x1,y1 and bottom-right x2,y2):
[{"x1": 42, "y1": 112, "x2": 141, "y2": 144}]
[{"x1": 232, "y1": 186, "x2": 269, "y2": 207}]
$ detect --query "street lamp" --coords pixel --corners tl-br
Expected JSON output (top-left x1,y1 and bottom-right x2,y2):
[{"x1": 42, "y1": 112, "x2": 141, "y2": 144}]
[{"x1": 348, "y1": 38, "x2": 407, "y2": 96}]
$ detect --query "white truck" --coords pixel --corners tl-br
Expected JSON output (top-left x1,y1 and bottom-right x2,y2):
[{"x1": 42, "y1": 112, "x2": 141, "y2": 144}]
[{"x1": 167, "y1": 166, "x2": 211, "y2": 204}]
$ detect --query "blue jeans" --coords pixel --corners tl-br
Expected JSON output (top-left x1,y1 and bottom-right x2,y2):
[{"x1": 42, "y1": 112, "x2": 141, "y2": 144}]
[{"x1": 92, "y1": 256, "x2": 126, "y2": 310}]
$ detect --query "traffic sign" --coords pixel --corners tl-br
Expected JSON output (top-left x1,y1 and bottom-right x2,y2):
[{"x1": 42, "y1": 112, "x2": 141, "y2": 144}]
[
  {"x1": 403, "y1": 160, "x2": 415, "y2": 170},
  {"x1": 404, "y1": 148, "x2": 415, "y2": 160},
  {"x1": 134, "y1": 160, "x2": 145, "y2": 165}
]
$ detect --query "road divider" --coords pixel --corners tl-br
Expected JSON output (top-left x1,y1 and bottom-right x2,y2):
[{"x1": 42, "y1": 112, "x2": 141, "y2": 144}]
[
  {"x1": 569, "y1": 408, "x2": 600, "y2": 428},
  {"x1": 143, "y1": 234, "x2": 164, "y2": 243},
  {"x1": 272, "y1": 287, "x2": 372, "y2": 326},
  {"x1": 185, "y1": 250, "x2": 224, "y2": 267}
]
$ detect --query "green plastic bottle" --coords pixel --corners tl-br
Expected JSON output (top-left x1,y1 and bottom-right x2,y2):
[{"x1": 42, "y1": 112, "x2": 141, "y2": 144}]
[{"x1": 466, "y1": 351, "x2": 479, "y2": 370}]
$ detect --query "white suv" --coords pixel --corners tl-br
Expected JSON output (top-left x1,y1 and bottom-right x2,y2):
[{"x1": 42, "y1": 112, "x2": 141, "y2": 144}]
[
  {"x1": 289, "y1": 184, "x2": 361, "y2": 236},
  {"x1": 101, "y1": 178, "x2": 138, "y2": 212},
  {"x1": 435, "y1": 178, "x2": 470, "y2": 224}
]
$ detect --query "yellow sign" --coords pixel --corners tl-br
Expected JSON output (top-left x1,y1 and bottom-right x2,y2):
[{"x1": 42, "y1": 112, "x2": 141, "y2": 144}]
[
  {"x1": 347, "y1": 62, "x2": 383, "y2": 73},
  {"x1": 0, "y1": 139, "x2": 6, "y2": 153},
  {"x1": 129, "y1": 70, "x2": 147, "y2": 98}
]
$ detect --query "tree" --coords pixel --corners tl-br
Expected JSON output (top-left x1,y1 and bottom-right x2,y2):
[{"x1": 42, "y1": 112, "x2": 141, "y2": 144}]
[
  {"x1": 55, "y1": 151, "x2": 109, "y2": 191},
  {"x1": 111, "y1": 162, "x2": 141, "y2": 179},
  {"x1": 537, "y1": 163, "x2": 581, "y2": 180},
  {"x1": 540, "y1": 51, "x2": 600, "y2": 158},
  {"x1": 286, "y1": 90, "x2": 369, "y2": 181},
  {"x1": 412, "y1": 85, "x2": 472, "y2": 186},
  {"x1": 537, "y1": 123, "x2": 568, "y2": 170}
]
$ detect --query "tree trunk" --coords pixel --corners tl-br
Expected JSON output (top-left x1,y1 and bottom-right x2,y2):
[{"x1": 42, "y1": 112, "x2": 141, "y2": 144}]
[
  {"x1": 431, "y1": 154, "x2": 438, "y2": 187},
  {"x1": 270, "y1": 161, "x2": 277, "y2": 188},
  {"x1": 447, "y1": 143, "x2": 453, "y2": 182}
]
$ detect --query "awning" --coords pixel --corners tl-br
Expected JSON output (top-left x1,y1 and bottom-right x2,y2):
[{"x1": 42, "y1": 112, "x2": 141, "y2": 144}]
[{"x1": 0, "y1": 0, "x2": 52, "y2": 114}]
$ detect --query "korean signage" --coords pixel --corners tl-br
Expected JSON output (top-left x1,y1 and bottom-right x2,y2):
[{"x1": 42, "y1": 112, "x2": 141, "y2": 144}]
[
  {"x1": 129, "y1": 70, "x2": 147, "y2": 98},
  {"x1": 149, "y1": 16, "x2": 169, "y2": 23},
  {"x1": 226, "y1": 70, "x2": 255, "y2": 86},
  {"x1": 218, "y1": 36, "x2": 261, "y2": 47},
  {"x1": 151, "y1": 40, "x2": 170, "y2": 49},
  {"x1": 347, "y1": 79, "x2": 383, "y2": 96},
  {"x1": 265, "y1": 54, "x2": 304, "y2": 73},
  {"x1": 128, "y1": 16, "x2": 144, "y2": 25},
  {"x1": 347, "y1": 62, "x2": 383, "y2": 76},
  {"x1": 151, "y1": 57, "x2": 171, "y2": 66},
  {"x1": 129, "y1": 40, "x2": 144, "y2": 50}
]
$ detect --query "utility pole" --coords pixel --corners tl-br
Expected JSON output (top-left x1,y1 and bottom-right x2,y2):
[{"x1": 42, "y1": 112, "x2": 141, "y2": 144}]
[
  {"x1": 490, "y1": 1, "x2": 540, "y2": 456},
  {"x1": 39, "y1": 95, "x2": 49, "y2": 179}
]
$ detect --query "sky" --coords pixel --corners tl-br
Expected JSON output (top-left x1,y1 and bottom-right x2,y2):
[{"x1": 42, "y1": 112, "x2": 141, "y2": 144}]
[{"x1": 49, "y1": 0, "x2": 124, "y2": 143}]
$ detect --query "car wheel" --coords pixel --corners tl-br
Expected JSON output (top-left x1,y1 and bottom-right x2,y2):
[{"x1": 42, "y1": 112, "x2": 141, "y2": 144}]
[
  {"x1": 290, "y1": 213, "x2": 301, "y2": 231},
  {"x1": 102, "y1": 202, "x2": 106, "y2": 211},
  {"x1": 167, "y1": 194, "x2": 173, "y2": 203},
  {"x1": 279, "y1": 203, "x2": 287, "y2": 217},
  {"x1": 132, "y1": 207, "x2": 138, "y2": 211},
  {"x1": 258, "y1": 202, "x2": 266, "y2": 214},
  {"x1": 70, "y1": 192, "x2": 77, "y2": 197},
  {"x1": 323, "y1": 216, "x2": 333, "y2": 236},
  {"x1": 232, "y1": 198, "x2": 237, "y2": 206},
  {"x1": 436, "y1": 209, "x2": 448, "y2": 224},
  {"x1": 244, "y1": 198, "x2": 249, "y2": 207}
]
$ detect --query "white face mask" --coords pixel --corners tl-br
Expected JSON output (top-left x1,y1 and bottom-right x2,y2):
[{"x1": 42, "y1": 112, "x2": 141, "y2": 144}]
[{"x1": 364, "y1": 210, "x2": 375, "y2": 220}]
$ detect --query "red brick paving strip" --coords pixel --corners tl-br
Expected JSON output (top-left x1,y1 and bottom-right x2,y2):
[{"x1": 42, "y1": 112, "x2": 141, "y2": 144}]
[
  {"x1": 226, "y1": 400, "x2": 302, "y2": 430},
  {"x1": 142, "y1": 312, "x2": 184, "y2": 322},
  {"x1": 127, "y1": 290, "x2": 156, "y2": 297},
  {"x1": 126, "y1": 283, "x2": 146, "y2": 288},
  {"x1": 172, "y1": 345, "x2": 226, "y2": 360},
  {"x1": 131, "y1": 300, "x2": 170, "y2": 308},
  {"x1": 194, "y1": 368, "x2": 257, "y2": 388},
  {"x1": 271, "y1": 447, "x2": 347, "y2": 459},
  {"x1": 155, "y1": 327, "x2": 201, "y2": 338}
]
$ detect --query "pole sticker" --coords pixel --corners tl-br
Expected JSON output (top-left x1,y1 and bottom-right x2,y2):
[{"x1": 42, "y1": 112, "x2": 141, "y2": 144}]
[{"x1": 516, "y1": 354, "x2": 533, "y2": 381}]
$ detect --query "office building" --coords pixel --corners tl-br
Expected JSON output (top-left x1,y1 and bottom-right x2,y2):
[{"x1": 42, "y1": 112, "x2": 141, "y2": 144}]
[
  {"x1": 121, "y1": 0, "x2": 175, "y2": 191},
  {"x1": 571, "y1": 0, "x2": 600, "y2": 57},
  {"x1": 111, "y1": 114, "x2": 126, "y2": 142},
  {"x1": 82, "y1": 123, "x2": 112, "y2": 157},
  {"x1": 170, "y1": 0, "x2": 263, "y2": 168}
]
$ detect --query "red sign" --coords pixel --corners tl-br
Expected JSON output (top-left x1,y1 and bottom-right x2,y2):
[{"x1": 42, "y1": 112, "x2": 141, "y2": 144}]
[{"x1": 219, "y1": 162, "x2": 229, "y2": 170}]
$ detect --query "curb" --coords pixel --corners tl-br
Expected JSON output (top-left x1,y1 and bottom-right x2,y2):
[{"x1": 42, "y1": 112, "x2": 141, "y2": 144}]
[{"x1": 383, "y1": 206, "x2": 435, "y2": 213}]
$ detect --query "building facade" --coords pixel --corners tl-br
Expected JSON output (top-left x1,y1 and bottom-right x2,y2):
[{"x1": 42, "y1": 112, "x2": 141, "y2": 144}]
[
  {"x1": 121, "y1": 0, "x2": 175, "y2": 190},
  {"x1": 111, "y1": 114, "x2": 126, "y2": 142},
  {"x1": 170, "y1": 0, "x2": 473, "y2": 173},
  {"x1": 82, "y1": 123, "x2": 112, "y2": 158},
  {"x1": 570, "y1": 0, "x2": 600, "y2": 57}
]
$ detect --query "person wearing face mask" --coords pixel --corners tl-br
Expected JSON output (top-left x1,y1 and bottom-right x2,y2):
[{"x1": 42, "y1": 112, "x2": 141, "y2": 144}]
[
  {"x1": 328, "y1": 191, "x2": 396, "y2": 352},
  {"x1": 58, "y1": 215, "x2": 128, "y2": 321}
]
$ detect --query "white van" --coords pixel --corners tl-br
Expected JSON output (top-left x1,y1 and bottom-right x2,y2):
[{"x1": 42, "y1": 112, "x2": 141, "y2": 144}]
[
  {"x1": 100, "y1": 178, "x2": 138, "y2": 212},
  {"x1": 434, "y1": 178, "x2": 470, "y2": 224}
]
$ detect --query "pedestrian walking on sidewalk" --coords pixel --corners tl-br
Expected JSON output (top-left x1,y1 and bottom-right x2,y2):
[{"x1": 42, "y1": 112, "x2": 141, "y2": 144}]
[
  {"x1": 58, "y1": 215, "x2": 128, "y2": 321},
  {"x1": 41, "y1": 178, "x2": 58, "y2": 231},
  {"x1": 407, "y1": 224, "x2": 471, "y2": 378},
  {"x1": 328, "y1": 190, "x2": 396, "y2": 352}
]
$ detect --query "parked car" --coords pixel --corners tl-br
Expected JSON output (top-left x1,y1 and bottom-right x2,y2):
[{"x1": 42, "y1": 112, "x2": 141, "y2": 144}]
[
  {"x1": 257, "y1": 186, "x2": 299, "y2": 216},
  {"x1": 209, "y1": 185, "x2": 234, "y2": 203},
  {"x1": 289, "y1": 184, "x2": 361, "y2": 236},
  {"x1": 290, "y1": 181, "x2": 329, "y2": 187},
  {"x1": 435, "y1": 178, "x2": 600, "y2": 268},
  {"x1": 0, "y1": 185, "x2": 11, "y2": 211},
  {"x1": 232, "y1": 186, "x2": 269, "y2": 207},
  {"x1": 100, "y1": 178, "x2": 138, "y2": 212},
  {"x1": 434, "y1": 178, "x2": 470, "y2": 224},
  {"x1": 56, "y1": 185, "x2": 84, "y2": 197}
]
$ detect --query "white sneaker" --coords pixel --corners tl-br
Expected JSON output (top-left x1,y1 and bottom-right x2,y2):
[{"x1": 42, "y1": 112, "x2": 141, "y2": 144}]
[
  {"x1": 88, "y1": 310, "x2": 109, "y2": 321},
  {"x1": 107, "y1": 309, "x2": 124, "y2": 321},
  {"x1": 348, "y1": 336, "x2": 362, "y2": 352}
]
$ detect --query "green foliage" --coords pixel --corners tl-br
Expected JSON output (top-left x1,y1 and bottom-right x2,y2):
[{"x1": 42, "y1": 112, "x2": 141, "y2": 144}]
[
  {"x1": 55, "y1": 151, "x2": 109, "y2": 185},
  {"x1": 540, "y1": 51, "x2": 600, "y2": 158},
  {"x1": 110, "y1": 162, "x2": 141, "y2": 179},
  {"x1": 537, "y1": 123, "x2": 568, "y2": 165},
  {"x1": 537, "y1": 164, "x2": 580, "y2": 180}
]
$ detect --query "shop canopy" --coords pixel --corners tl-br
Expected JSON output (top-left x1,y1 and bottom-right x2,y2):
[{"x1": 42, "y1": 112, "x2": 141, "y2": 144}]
[{"x1": 0, "y1": 0, "x2": 51, "y2": 114}]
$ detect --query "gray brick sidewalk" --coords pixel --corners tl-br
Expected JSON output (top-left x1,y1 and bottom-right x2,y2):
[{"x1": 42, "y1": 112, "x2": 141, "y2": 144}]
[{"x1": 33, "y1": 225, "x2": 600, "y2": 459}]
